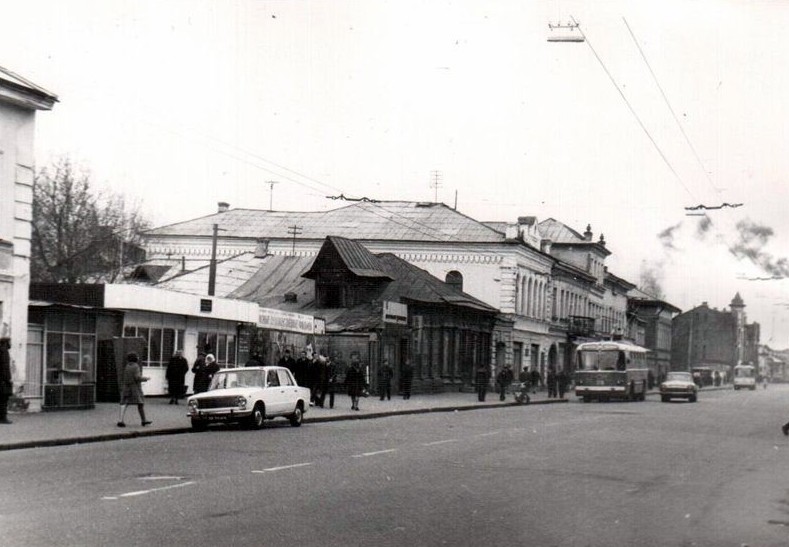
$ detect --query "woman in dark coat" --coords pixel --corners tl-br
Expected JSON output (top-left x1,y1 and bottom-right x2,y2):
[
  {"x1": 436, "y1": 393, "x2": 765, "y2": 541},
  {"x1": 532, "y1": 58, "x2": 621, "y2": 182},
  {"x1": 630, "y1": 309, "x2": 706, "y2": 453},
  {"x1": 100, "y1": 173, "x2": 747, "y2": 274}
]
[
  {"x1": 117, "y1": 352, "x2": 151, "y2": 427},
  {"x1": 166, "y1": 350, "x2": 189, "y2": 404},
  {"x1": 192, "y1": 353, "x2": 219, "y2": 394},
  {"x1": 345, "y1": 358, "x2": 365, "y2": 411}
]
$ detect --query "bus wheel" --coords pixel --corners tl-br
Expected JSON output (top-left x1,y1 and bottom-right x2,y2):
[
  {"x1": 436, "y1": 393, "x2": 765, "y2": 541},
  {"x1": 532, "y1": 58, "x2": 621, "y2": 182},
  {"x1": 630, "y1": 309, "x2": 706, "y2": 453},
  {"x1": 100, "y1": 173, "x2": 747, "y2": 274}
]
[
  {"x1": 628, "y1": 382, "x2": 636, "y2": 402},
  {"x1": 639, "y1": 381, "x2": 647, "y2": 401},
  {"x1": 582, "y1": 396, "x2": 591, "y2": 403}
]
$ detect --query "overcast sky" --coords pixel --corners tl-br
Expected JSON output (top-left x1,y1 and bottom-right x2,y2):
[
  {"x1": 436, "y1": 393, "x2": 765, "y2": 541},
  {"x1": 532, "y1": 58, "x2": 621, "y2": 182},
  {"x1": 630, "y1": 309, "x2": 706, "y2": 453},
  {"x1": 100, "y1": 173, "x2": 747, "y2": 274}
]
[{"x1": 4, "y1": 0, "x2": 789, "y2": 348}]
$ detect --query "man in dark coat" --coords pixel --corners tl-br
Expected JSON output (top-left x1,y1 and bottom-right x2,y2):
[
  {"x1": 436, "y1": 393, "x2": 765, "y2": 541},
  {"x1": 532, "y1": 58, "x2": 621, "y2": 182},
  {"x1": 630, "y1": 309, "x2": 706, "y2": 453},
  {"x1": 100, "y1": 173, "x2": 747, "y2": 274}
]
[
  {"x1": 401, "y1": 359, "x2": 414, "y2": 400},
  {"x1": 0, "y1": 337, "x2": 13, "y2": 424},
  {"x1": 166, "y1": 350, "x2": 189, "y2": 404},
  {"x1": 278, "y1": 349, "x2": 296, "y2": 375},
  {"x1": 530, "y1": 368, "x2": 541, "y2": 394},
  {"x1": 546, "y1": 367, "x2": 558, "y2": 398},
  {"x1": 556, "y1": 369, "x2": 569, "y2": 399},
  {"x1": 378, "y1": 359, "x2": 394, "y2": 401},
  {"x1": 496, "y1": 364, "x2": 514, "y2": 401},
  {"x1": 245, "y1": 352, "x2": 262, "y2": 367},
  {"x1": 475, "y1": 363, "x2": 490, "y2": 402},
  {"x1": 294, "y1": 350, "x2": 310, "y2": 388},
  {"x1": 345, "y1": 355, "x2": 365, "y2": 411}
]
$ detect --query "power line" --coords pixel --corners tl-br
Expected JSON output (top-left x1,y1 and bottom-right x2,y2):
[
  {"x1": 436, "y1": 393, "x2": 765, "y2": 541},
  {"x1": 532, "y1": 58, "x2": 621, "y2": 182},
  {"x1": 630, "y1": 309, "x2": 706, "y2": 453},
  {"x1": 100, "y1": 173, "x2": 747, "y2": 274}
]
[
  {"x1": 569, "y1": 16, "x2": 697, "y2": 201},
  {"x1": 622, "y1": 17, "x2": 722, "y2": 196}
]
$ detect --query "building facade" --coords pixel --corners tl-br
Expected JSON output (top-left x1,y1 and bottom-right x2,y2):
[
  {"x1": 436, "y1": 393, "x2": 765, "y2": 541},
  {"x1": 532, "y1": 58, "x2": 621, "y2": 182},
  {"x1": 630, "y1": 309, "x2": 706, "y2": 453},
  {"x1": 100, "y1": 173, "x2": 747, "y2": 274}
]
[{"x1": 0, "y1": 67, "x2": 56, "y2": 404}]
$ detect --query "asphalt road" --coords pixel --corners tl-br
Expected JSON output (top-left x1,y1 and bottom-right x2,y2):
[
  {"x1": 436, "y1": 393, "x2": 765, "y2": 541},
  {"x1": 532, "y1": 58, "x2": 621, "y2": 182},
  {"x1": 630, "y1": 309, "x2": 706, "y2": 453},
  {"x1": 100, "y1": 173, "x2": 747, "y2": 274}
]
[{"x1": 4, "y1": 385, "x2": 789, "y2": 547}]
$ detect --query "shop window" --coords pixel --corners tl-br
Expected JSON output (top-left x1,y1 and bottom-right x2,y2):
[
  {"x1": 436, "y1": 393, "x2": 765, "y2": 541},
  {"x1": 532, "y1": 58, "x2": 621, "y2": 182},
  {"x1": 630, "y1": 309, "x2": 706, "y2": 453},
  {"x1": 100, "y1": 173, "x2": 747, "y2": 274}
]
[
  {"x1": 123, "y1": 326, "x2": 136, "y2": 338},
  {"x1": 227, "y1": 335, "x2": 236, "y2": 365},
  {"x1": 150, "y1": 328, "x2": 163, "y2": 366},
  {"x1": 162, "y1": 329, "x2": 175, "y2": 361}
]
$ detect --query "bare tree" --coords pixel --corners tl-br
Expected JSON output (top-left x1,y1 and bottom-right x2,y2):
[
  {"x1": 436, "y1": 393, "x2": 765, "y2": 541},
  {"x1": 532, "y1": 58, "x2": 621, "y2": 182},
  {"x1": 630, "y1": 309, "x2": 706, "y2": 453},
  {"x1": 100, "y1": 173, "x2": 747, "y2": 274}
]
[{"x1": 31, "y1": 157, "x2": 150, "y2": 283}]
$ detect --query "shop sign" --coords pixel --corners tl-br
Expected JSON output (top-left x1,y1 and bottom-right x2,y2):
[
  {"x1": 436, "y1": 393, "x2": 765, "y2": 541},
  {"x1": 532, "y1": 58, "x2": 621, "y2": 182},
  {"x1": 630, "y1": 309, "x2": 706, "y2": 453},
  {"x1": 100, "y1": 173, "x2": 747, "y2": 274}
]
[
  {"x1": 258, "y1": 308, "x2": 315, "y2": 334},
  {"x1": 383, "y1": 301, "x2": 408, "y2": 325},
  {"x1": 314, "y1": 317, "x2": 326, "y2": 335}
]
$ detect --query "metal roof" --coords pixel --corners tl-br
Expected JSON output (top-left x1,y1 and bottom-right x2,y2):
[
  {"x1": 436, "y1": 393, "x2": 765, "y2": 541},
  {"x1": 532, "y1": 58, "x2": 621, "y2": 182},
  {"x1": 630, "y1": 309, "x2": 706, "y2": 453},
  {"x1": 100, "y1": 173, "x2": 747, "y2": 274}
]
[
  {"x1": 146, "y1": 201, "x2": 507, "y2": 243},
  {"x1": 537, "y1": 218, "x2": 587, "y2": 244}
]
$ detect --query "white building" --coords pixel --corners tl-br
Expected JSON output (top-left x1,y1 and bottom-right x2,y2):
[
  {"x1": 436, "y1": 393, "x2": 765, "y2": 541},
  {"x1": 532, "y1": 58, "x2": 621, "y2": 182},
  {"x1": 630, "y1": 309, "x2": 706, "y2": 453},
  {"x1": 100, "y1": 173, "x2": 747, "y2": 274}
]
[{"x1": 0, "y1": 66, "x2": 56, "y2": 397}]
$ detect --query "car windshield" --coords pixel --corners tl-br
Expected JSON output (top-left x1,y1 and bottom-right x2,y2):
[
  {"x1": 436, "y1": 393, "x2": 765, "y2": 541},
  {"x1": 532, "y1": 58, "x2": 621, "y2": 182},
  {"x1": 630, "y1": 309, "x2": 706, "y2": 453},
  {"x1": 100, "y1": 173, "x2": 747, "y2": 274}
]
[
  {"x1": 209, "y1": 370, "x2": 265, "y2": 391},
  {"x1": 666, "y1": 372, "x2": 692, "y2": 382}
]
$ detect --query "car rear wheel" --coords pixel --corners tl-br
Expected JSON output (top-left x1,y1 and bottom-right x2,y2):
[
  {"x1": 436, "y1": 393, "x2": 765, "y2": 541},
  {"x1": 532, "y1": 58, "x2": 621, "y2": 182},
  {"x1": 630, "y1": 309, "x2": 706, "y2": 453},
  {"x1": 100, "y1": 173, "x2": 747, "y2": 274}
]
[
  {"x1": 191, "y1": 418, "x2": 208, "y2": 432},
  {"x1": 689, "y1": 394, "x2": 697, "y2": 403},
  {"x1": 661, "y1": 395, "x2": 669, "y2": 403},
  {"x1": 289, "y1": 405, "x2": 303, "y2": 427},
  {"x1": 248, "y1": 403, "x2": 265, "y2": 430}
]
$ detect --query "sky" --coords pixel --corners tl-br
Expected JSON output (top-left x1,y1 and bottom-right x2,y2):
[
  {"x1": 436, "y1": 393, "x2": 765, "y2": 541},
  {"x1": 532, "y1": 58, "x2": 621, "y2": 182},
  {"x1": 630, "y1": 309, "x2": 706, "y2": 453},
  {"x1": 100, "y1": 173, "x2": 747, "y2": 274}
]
[{"x1": 3, "y1": 0, "x2": 789, "y2": 347}]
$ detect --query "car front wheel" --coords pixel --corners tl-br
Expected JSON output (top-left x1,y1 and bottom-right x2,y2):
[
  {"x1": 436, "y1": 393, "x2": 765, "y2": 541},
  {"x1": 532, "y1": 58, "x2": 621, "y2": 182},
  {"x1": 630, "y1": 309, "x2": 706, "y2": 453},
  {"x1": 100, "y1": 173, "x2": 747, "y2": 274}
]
[
  {"x1": 689, "y1": 394, "x2": 697, "y2": 403},
  {"x1": 289, "y1": 405, "x2": 303, "y2": 427},
  {"x1": 661, "y1": 395, "x2": 669, "y2": 403},
  {"x1": 248, "y1": 403, "x2": 265, "y2": 430},
  {"x1": 191, "y1": 418, "x2": 208, "y2": 432}
]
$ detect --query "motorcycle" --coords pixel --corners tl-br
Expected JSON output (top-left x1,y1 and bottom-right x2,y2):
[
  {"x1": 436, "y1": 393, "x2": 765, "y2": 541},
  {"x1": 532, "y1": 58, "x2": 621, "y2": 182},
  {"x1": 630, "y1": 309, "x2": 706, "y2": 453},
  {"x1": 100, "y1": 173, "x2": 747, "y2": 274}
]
[{"x1": 512, "y1": 381, "x2": 531, "y2": 404}]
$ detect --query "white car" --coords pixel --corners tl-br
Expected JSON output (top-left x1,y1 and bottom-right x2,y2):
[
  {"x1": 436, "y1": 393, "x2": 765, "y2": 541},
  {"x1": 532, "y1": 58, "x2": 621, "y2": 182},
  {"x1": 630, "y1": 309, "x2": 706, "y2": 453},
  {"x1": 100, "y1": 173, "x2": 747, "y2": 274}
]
[
  {"x1": 660, "y1": 371, "x2": 698, "y2": 403},
  {"x1": 187, "y1": 366, "x2": 310, "y2": 431}
]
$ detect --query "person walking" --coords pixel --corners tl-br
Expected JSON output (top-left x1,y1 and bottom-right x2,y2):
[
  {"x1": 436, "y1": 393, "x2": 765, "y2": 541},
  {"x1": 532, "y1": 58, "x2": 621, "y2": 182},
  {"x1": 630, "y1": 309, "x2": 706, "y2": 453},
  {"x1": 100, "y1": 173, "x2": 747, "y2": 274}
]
[
  {"x1": 166, "y1": 350, "x2": 189, "y2": 404},
  {"x1": 192, "y1": 353, "x2": 218, "y2": 394},
  {"x1": 315, "y1": 353, "x2": 329, "y2": 408},
  {"x1": 117, "y1": 352, "x2": 151, "y2": 427},
  {"x1": 0, "y1": 337, "x2": 13, "y2": 424},
  {"x1": 278, "y1": 349, "x2": 296, "y2": 375},
  {"x1": 546, "y1": 367, "x2": 558, "y2": 398},
  {"x1": 496, "y1": 364, "x2": 514, "y2": 401},
  {"x1": 295, "y1": 350, "x2": 310, "y2": 388},
  {"x1": 346, "y1": 356, "x2": 365, "y2": 411},
  {"x1": 556, "y1": 368, "x2": 569, "y2": 399},
  {"x1": 401, "y1": 358, "x2": 414, "y2": 400},
  {"x1": 530, "y1": 368, "x2": 541, "y2": 394},
  {"x1": 475, "y1": 363, "x2": 490, "y2": 402},
  {"x1": 378, "y1": 359, "x2": 394, "y2": 401},
  {"x1": 325, "y1": 357, "x2": 339, "y2": 409}
]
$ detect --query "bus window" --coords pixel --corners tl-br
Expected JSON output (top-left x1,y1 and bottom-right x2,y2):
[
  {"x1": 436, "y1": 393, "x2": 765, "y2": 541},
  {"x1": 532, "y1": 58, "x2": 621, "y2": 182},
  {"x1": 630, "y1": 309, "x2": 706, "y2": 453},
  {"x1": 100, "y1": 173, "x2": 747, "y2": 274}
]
[{"x1": 616, "y1": 351, "x2": 626, "y2": 371}]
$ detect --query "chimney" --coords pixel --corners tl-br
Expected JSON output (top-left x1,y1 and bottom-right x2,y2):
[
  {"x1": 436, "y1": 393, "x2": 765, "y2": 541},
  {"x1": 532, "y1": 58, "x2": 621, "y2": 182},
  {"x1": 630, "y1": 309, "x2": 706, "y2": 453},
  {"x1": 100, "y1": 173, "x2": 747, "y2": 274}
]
[
  {"x1": 584, "y1": 224, "x2": 593, "y2": 241},
  {"x1": 254, "y1": 239, "x2": 270, "y2": 258},
  {"x1": 217, "y1": 202, "x2": 230, "y2": 213},
  {"x1": 540, "y1": 238, "x2": 552, "y2": 254}
]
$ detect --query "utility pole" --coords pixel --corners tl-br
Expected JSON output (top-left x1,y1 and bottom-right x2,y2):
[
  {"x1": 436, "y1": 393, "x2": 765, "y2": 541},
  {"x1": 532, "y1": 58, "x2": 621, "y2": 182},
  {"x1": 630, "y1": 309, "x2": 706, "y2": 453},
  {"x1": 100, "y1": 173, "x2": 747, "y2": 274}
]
[
  {"x1": 287, "y1": 224, "x2": 303, "y2": 256},
  {"x1": 430, "y1": 170, "x2": 442, "y2": 203},
  {"x1": 208, "y1": 224, "x2": 219, "y2": 296},
  {"x1": 266, "y1": 180, "x2": 280, "y2": 211}
]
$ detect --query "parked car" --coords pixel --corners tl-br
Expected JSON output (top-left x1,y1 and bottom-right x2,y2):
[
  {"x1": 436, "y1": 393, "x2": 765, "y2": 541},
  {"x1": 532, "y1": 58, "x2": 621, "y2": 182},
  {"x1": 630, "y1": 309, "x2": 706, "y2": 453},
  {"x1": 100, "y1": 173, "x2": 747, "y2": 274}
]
[
  {"x1": 187, "y1": 366, "x2": 310, "y2": 431},
  {"x1": 660, "y1": 371, "x2": 698, "y2": 403}
]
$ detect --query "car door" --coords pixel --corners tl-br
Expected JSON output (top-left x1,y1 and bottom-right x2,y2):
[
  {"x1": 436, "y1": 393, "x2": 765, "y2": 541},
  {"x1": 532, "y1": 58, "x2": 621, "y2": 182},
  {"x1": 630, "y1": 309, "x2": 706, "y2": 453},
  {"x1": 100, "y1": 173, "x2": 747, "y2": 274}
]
[
  {"x1": 276, "y1": 368, "x2": 301, "y2": 413},
  {"x1": 265, "y1": 368, "x2": 287, "y2": 416}
]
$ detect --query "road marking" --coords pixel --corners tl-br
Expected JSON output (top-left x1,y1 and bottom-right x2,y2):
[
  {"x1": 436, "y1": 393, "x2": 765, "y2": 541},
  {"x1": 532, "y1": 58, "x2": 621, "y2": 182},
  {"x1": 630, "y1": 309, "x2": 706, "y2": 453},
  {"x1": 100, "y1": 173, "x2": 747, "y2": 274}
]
[
  {"x1": 252, "y1": 462, "x2": 313, "y2": 473},
  {"x1": 422, "y1": 439, "x2": 459, "y2": 446},
  {"x1": 352, "y1": 449, "x2": 398, "y2": 458},
  {"x1": 138, "y1": 476, "x2": 183, "y2": 481},
  {"x1": 102, "y1": 481, "x2": 195, "y2": 500},
  {"x1": 476, "y1": 431, "x2": 503, "y2": 437}
]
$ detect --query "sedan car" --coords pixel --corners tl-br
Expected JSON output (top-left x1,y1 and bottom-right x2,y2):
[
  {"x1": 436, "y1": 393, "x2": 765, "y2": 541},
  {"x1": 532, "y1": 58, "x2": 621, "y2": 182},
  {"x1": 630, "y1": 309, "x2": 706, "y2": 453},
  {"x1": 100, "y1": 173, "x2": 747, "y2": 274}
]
[
  {"x1": 187, "y1": 366, "x2": 310, "y2": 431},
  {"x1": 660, "y1": 371, "x2": 698, "y2": 403}
]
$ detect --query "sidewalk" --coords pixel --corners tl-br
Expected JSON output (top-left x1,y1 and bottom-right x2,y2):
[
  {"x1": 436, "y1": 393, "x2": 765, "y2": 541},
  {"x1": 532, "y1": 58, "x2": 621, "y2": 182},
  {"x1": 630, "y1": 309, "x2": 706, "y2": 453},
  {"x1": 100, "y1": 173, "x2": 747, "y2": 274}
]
[{"x1": 0, "y1": 389, "x2": 565, "y2": 451}]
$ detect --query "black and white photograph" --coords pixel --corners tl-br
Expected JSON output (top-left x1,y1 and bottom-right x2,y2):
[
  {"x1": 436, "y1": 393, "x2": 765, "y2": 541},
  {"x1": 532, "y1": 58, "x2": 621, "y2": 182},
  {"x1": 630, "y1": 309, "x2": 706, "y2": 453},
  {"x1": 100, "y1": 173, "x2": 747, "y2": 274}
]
[{"x1": 2, "y1": 1, "x2": 789, "y2": 545}]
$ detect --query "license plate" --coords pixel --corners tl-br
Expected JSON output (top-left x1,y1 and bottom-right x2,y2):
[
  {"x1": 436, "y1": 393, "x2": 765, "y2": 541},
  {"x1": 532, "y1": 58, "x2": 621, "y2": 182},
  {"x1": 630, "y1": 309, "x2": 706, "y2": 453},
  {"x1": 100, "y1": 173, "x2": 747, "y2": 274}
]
[{"x1": 597, "y1": 379, "x2": 605, "y2": 386}]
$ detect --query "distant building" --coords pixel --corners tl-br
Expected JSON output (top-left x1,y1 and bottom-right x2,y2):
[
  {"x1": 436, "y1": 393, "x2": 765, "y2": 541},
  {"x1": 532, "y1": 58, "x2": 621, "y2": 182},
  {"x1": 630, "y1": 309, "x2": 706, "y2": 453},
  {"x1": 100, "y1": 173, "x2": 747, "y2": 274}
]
[
  {"x1": 671, "y1": 293, "x2": 759, "y2": 376},
  {"x1": 628, "y1": 288, "x2": 681, "y2": 384},
  {"x1": 0, "y1": 65, "x2": 56, "y2": 409}
]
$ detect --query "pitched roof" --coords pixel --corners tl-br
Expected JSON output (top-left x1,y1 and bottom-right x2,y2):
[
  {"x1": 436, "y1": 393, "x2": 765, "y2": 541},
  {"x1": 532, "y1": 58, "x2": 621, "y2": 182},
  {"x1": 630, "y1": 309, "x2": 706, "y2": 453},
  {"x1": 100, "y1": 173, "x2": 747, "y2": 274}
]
[
  {"x1": 145, "y1": 201, "x2": 507, "y2": 243},
  {"x1": 0, "y1": 65, "x2": 57, "y2": 109},
  {"x1": 537, "y1": 218, "x2": 587, "y2": 244},
  {"x1": 303, "y1": 236, "x2": 392, "y2": 279}
]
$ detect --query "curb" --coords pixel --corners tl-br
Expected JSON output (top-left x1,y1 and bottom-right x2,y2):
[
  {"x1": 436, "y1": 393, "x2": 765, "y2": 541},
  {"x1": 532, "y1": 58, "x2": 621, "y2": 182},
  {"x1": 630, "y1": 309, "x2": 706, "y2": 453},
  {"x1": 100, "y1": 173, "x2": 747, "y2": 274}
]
[{"x1": 0, "y1": 398, "x2": 567, "y2": 452}]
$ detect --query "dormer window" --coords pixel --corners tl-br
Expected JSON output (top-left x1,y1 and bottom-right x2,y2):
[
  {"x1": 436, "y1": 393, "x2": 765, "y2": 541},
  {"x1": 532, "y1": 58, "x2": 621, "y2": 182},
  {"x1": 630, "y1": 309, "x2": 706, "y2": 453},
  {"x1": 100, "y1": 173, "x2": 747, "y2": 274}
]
[{"x1": 445, "y1": 271, "x2": 463, "y2": 292}]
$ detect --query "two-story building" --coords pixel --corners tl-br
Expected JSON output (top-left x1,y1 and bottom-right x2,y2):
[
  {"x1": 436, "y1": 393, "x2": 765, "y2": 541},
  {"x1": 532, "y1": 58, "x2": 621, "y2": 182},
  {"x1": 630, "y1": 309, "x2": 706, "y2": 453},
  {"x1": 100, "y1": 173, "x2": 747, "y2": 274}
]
[{"x1": 0, "y1": 66, "x2": 56, "y2": 410}]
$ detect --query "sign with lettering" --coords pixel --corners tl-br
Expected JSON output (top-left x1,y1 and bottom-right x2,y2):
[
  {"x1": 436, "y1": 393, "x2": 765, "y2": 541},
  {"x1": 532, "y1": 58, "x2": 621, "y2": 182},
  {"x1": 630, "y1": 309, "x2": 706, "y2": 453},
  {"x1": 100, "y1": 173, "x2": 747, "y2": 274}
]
[
  {"x1": 258, "y1": 308, "x2": 315, "y2": 334},
  {"x1": 383, "y1": 301, "x2": 408, "y2": 325}
]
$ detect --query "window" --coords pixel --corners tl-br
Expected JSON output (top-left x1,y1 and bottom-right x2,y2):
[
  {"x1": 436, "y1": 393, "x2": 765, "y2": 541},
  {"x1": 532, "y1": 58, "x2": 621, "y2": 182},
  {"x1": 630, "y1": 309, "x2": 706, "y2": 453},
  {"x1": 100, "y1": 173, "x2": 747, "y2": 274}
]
[
  {"x1": 267, "y1": 369, "x2": 280, "y2": 387},
  {"x1": 44, "y1": 310, "x2": 97, "y2": 383},
  {"x1": 445, "y1": 271, "x2": 463, "y2": 292},
  {"x1": 124, "y1": 326, "x2": 186, "y2": 367},
  {"x1": 277, "y1": 369, "x2": 294, "y2": 386}
]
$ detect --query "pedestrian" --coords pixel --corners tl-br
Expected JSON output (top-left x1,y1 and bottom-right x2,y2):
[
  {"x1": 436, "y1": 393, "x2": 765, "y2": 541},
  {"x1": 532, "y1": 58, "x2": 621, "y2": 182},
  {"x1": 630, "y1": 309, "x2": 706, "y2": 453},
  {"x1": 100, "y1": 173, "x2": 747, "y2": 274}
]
[
  {"x1": 475, "y1": 363, "x2": 490, "y2": 402},
  {"x1": 401, "y1": 358, "x2": 414, "y2": 400},
  {"x1": 295, "y1": 350, "x2": 310, "y2": 388},
  {"x1": 315, "y1": 353, "x2": 329, "y2": 407},
  {"x1": 278, "y1": 348, "x2": 296, "y2": 375},
  {"x1": 378, "y1": 359, "x2": 394, "y2": 401},
  {"x1": 165, "y1": 350, "x2": 189, "y2": 404},
  {"x1": 547, "y1": 367, "x2": 558, "y2": 398},
  {"x1": 325, "y1": 356, "x2": 339, "y2": 409},
  {"x1": 346, "y1": 355, "x2": 365, "y2": 411},
  {"x1": 192, "y1": 353, "x2": 218, "y2": 394},
  {"x1": 0, "y1": 337, "x2": 13, "y2": 424},
  {"x1": 530, "y1": 368, "x2": 541, "y2": 394},
  {"x1": 557, "y1": 368, "x2": 569, "y2": 399},
  {"x1": 117, "y1": 352, "x2": 151, "y2": 427},
  {"x1": 496, "y1": 364, "x2": 514, "y2": 401}
]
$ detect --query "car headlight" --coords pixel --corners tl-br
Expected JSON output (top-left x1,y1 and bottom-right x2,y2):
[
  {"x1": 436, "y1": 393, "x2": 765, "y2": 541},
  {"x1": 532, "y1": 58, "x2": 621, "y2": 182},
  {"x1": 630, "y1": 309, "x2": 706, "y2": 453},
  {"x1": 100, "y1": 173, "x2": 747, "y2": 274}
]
[
  {"x1": 235, "y1": 396, "x2": 247, "y2": 409},
  {"x1": 188, "y1": 399, "x2": 199, "y2": 410}
]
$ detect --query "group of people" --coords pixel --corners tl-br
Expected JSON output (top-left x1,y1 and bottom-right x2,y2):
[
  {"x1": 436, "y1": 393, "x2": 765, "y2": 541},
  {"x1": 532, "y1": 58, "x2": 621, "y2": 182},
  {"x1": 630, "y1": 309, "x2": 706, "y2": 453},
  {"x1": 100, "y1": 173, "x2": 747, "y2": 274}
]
[{"x1": 475, "y1": 364, "x2": 571, "y2": 402}]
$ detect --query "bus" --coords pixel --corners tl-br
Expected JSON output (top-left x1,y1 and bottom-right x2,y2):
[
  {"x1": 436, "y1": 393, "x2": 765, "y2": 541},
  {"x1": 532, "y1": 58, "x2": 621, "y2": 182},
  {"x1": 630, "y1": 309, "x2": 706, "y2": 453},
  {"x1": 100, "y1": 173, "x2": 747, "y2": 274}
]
[
  {"x1": 733, "y1": 364, "x2": 756, "y2": 391},
  {"x1": 574, "y1": 341, "x2": 649, "y2": 402}
]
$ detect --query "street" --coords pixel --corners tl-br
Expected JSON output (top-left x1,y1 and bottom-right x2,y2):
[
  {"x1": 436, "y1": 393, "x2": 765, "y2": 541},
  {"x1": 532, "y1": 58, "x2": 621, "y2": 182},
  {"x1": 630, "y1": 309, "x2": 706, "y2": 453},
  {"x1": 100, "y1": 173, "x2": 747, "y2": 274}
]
[{"x1": 4, "y1": 386, "x2": 789, "y2": 547}]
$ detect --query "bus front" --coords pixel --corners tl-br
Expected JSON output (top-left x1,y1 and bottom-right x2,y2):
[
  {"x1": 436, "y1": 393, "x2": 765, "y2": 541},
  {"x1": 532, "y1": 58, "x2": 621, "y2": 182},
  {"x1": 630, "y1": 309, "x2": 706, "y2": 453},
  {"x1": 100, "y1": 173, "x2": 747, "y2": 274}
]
[{"x1": 574, "y1": 347, "x2": 629, "y2": 402}]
